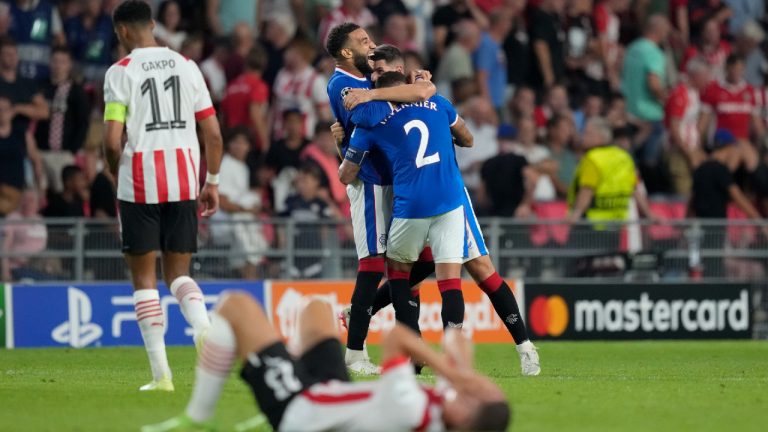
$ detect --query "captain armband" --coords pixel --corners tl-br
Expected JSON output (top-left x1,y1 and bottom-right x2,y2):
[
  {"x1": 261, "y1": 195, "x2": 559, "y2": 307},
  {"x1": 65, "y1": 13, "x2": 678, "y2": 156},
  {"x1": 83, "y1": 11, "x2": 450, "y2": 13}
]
[
  {"x1": 344, "y1": 147, "x2": 368, "y2": 165},
  {"x1": 104, "y1": 102, "x2": 127, "y2": 123}
]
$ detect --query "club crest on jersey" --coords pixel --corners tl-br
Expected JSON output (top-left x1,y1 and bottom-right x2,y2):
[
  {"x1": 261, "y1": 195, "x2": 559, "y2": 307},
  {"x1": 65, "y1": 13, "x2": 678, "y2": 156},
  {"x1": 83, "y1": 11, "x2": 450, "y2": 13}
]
[{"x1": 341, "y1": 87, "x2": 353, "y2": 99}]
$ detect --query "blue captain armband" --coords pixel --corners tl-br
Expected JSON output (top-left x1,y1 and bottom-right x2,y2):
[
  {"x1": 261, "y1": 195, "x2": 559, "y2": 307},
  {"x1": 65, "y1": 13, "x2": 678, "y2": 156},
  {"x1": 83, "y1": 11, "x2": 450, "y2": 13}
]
[{"x1": 344, "y1": 146, "x2": 368, "y2": 165}]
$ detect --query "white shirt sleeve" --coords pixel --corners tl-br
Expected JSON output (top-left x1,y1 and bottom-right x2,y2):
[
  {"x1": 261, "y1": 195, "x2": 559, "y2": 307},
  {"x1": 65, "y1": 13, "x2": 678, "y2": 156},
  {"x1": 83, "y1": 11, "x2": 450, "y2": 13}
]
[
  {"x1": 190, "y1": 62, "x2": 214, "y2": 115},
  {"x1": 103, "y1": 65, "x2": 131, "y2": 106}
]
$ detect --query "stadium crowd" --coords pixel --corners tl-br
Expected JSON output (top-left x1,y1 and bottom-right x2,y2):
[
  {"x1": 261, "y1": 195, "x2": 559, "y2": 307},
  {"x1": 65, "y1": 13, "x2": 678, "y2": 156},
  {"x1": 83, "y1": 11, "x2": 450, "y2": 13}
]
[{"x1": 1, "y1": 0, "x2": 768, "y2": 279}]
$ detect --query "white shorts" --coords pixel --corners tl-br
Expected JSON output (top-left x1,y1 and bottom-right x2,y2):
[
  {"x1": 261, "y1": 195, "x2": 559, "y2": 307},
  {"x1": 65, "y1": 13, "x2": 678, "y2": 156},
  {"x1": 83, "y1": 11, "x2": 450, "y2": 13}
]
[
  {"x1": 462, "y1": 188, "x2": 489, "y2": 263},
  {"x1": 388, "y1": 205, "x2": 466, "y2": 264},
  {"x1": 347, "y1": 180, "x2": 393, "y2": 260}
]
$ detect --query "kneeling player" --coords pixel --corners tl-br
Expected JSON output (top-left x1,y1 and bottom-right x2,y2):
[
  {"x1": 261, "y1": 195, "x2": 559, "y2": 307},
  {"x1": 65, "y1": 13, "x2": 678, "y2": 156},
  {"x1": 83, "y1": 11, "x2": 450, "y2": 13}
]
[{"x1": 141, "y1": 292, "x2": 511, "y2": 431}]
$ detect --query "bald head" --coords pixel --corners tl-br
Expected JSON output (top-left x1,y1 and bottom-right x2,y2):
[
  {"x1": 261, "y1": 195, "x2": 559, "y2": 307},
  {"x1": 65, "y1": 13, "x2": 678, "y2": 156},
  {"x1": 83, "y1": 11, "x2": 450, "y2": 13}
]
[
  {"x1": 455, "y1": 19, "x2": 481, "y2": 49},
  {"x1": 644, "y1": 14, "x2": 671, "y2": 43}
]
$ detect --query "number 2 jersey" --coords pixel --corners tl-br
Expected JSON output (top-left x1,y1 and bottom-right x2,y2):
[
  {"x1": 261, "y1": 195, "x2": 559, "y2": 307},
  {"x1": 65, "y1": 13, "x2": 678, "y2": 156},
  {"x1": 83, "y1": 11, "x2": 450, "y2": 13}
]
[
  {"x1": 279, "y1": 357, "x2": 444, "y2": 431},
  {"x1": 347, "y1": 95, "x2": 465, "y2": 219},
  {"x1": 103, "y1": 46, "x2": 215, "y2": 204}
]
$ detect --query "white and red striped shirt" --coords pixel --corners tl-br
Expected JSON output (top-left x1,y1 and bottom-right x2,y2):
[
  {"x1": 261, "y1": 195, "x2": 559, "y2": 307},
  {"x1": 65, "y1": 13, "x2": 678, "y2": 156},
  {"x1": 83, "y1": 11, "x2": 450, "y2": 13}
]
[
  {"x1": 272, "y1": 65, "x2": 329, "y2": 139},
  {"x1": 665, "y1": 83, "x2": 702, "y2": 151},
  {"x1": 104, "y1": 46, "x2": 215, "y2": 204},
  {"x1": 279, "y1": 357, "x2": 444, "y2": 431}
]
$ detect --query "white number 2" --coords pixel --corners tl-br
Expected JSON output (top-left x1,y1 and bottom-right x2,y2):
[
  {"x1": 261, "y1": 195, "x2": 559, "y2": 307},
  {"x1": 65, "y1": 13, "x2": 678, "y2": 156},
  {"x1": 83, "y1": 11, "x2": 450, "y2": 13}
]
[{"x1": 404, "y1": 119, "x2": 440, "y2": 168}]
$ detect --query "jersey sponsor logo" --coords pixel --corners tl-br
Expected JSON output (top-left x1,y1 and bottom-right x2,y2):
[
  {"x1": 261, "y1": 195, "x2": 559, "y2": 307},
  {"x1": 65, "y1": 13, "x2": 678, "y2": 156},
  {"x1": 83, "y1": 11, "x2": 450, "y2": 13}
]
[{"x1": 51, "y1": 287, "x2": 104, "y2": 348}]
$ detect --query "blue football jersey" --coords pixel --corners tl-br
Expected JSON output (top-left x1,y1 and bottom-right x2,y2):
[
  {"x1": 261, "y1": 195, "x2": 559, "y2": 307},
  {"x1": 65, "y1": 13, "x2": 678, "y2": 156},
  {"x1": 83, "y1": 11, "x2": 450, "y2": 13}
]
[
  {"x1": 349, "y1": 95, "x2": 465, "y2": 219},
  {"x1": 327, "y1": 68, "x2": 392, "y2": 185}
]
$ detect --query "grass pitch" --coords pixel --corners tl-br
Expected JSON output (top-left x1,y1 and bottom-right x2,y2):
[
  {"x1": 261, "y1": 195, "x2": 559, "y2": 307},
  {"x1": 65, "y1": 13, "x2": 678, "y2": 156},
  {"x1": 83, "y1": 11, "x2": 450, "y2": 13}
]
[{"x1": 1, "y1": 341, "x2": 766, "y2": 431}]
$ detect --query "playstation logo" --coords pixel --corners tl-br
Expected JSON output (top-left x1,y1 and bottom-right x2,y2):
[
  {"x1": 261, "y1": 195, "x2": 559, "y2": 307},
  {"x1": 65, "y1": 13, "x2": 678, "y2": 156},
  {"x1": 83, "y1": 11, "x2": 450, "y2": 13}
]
[{"x1": 51, "y1": 287, "x2": 103, "y2": 348}]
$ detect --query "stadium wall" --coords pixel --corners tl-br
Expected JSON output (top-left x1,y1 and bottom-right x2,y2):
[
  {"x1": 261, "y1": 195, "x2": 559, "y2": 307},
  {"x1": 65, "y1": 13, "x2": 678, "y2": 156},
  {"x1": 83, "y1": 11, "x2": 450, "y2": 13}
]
[{"x1": 0, "y1": 280, "x2": 755, "y2": 348}]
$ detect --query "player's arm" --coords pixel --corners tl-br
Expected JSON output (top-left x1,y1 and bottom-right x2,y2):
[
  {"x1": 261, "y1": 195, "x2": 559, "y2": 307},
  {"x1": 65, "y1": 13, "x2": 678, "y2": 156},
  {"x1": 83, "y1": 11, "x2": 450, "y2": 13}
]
[
  {"x1": 103, "y1": 117, "x2": 125, "y2": 178},
  {"x1": 198, "y1": 115, "x2": 224, "y2": 217},
  {"x1": 338, "y1": 148, "x2": 364, "y2": 185},
  {"x1": 344, "y1": 81, "x2": 436, "y2": 110},
  {"x1": 450, "y1": 116, "x2": 474, "y2": 148}
]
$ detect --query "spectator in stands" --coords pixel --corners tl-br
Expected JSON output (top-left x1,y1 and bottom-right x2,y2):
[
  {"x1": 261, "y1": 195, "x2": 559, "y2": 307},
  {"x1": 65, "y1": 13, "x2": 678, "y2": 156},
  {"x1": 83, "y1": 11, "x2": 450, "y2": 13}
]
[
  {"x1": 199, "y1": 36, "x2": 229, "y2": 103},
  {"x1": 89, "y1": 166, "x2": 115, "y2": 219},
  {"x1": 455, "y1": 96, "x2": 499, "y2": 191},
  {"x1": 0, "y1": 37, "x2": 49, "y2": 132},
  {"x1": 318, "y1": 0, "x2": 377, "y2": 48},
  {"x1": 367, "y1": 0, "x2": 410, "y2": 26},
  {"x1": 508, "y1": 85, "x2": 536, "y2": 124},
  {"x1": 563, "y1": 0, "x2": 595, "y2": 103},
  {"x1": 260, "y1": 12, "x2": 296, "y2": 88},
  {"x1": 2, "y1": 189, "x2": 48, "y2": 281},
  {"x1": 211, "y1": 127, "x2": 267, "y2": 280},
  {"x1": 62, "y1": 0, "x2": 115, "y2": 86},
  {"x1": 573, "y1": 93, "x2": 604, "y2": 132},
  {"x1": 153, "y1": 0, "x2": 186, "y2": 51},
  {"x1": 725, "y1": 0, "x2": 765, "y2": 36},
  {"x1": 432, "y1": 0, "x2": 488, "y2": 61},
  {"x1": 42, "y1": 164, "x2": 88, "y2": 217},
  {"x1": 688, "y1": 129, "x2": 767, "y2": 276},
  {"x1": 502, "y1": 0, "x2": 531, "y2": 92},
  {"x1": 621, "y1": 14, "x2": 671, "y2": 193},
  {"x1": 224, "y1": 22, "x2": 255, "y2": 81},
  {"x1": 589, "y1": 0, "x2": 629, "y2": 94},
  {"x1": 680, "y1": 18, "x2": 730, "y2": 80},
  {"x1": 279, "y1": 162, "x2": 344, "y2": 279},
  {"x1": 0, "y1": 96, "x2": 42, "y2": 215},
  {"x1": 473, "y1": 10, "x2": 511, "y2": 114},
  {"x1": 179, "y1": 33, "x2": 203, "y2": 63},
  {"x1": 267, "y1": 109, "x2": 310, "y2": 175},
  {"x1": 5, "y1": 0, "x2": 65, "y2": 80},
  {"x1": 436, "y1": 19, "x2": 480, "y2": 98},
  {"x1": 666, "y1": 59, "x2": 711, "y2": 197},
  {"x1": 701, "y1": 54, "x2": 765, "y2": 144},
  {"x1": 732, "y1": 20, "x2": 767, "y2": 87},
  {"x1": 531, "y1": 0, "x2": 567, "y2": 92},
  {"x1": 35, "y1": 47, "x2": 89, "y2": 193},
  {"x1": 543, "y1": 114, "x2": 578, "y2": 198},
  {"x1": 480, "y1": 142, "x2": 534, "y2": 217},
  {"x1": 451, "y1": 76, "x2": 479, "y2": 112},
  {"x1": 221, "y1": 45, "x2": 269, "y2": 151},
  {"x1": 689, "y1": 0, "x2": 731, "y2": 41},
  {"x1": 272, "y1": 37, "x2": 331, "y2": 140},
  {"x1": 206, "y1": 0, "x2": 260, "y2": 36},
  {"x1": 511, "y1": 116, "x2": 557, "y2": 201},
  {"x1": 381, "y1": 13, "x2": 417, "y2": 53},
  {"x1": 534, "y1": 84, "x2": 571, "y2": 134},
  {"x1": 301, "y1": 121, "x2": 347, "y2": 214}
]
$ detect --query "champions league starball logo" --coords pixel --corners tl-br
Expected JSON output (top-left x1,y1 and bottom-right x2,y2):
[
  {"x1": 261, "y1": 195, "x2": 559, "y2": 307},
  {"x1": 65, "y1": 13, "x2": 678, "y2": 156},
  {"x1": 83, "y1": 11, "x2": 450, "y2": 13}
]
[{"x1": 341, "y1": 87, "x2": 353, "y2": 99}]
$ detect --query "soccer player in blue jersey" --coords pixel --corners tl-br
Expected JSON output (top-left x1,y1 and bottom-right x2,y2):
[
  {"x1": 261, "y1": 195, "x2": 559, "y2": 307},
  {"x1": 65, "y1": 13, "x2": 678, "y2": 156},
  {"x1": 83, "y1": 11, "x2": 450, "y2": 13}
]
[
  {"x1": 325, "y1": 23, "x2": 437, "y2": 374},
  {"x1": 340, "y1": 71, "x2": 474, "y2": 336},
  {"x1": 342, "y1": 70, "x2": 541, "y2": 376}
]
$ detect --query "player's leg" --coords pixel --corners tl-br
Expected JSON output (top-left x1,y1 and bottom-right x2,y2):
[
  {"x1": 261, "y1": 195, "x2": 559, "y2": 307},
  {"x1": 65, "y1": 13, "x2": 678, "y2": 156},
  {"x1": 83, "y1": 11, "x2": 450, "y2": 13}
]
[
  {"x1": 386, "y1": 216, "x2": 428, "y2": 333},
  {"x1": 345, "y1": 182, "x2": 388, "y2": 370},
  {"x1": 462, "y1": 194, "x2": 540, "y2": 376},
  {"x1": 429, "y1": 206, "x2": 467, "y2": 329},
  {"x1": 120, "y1": 200, "x2": 173, "y2": 391},
  {"x1": 160, "y1": 201, "x2": 211, "y2": 345},
  {"x1": 371, "y1": 247, "x2": 434, "y2": 315}
]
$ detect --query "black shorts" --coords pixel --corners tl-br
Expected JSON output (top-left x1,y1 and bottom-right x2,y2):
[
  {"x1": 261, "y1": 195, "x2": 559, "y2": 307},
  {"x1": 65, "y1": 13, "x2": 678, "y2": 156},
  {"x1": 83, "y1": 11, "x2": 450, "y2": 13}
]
[
  {"x1": 240, "y1": 338, "x2": 349, "y2": 430},
  {"x1": 118, "y1": 200, "x2": 198, "y2": 254}
]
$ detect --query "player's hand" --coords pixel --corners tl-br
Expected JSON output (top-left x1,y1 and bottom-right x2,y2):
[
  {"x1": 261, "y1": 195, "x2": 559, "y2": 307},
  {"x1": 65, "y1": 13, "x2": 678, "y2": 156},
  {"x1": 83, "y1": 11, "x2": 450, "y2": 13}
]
[
  {"x1": 344, "y1": 89, "x2": 372, "y2": 110},
  {"x1": 330, "y1": 121, "x2": 345, "y2": 144},
  {"x1": 199, "y1": 183, "x2": 219, "y2": 217}
]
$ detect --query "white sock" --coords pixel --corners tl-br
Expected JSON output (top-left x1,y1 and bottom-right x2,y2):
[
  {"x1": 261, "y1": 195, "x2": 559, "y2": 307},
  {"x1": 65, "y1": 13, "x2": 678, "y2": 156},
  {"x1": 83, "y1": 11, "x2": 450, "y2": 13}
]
[
  {"x1": 345, "y1": 348, "x2": 367, "y2": 365},
  {"x1": 516, "y1": 340, "x2": 534, "y2": 353},
  {"x1": 134, "y1": 289, "x2": 172, "y2": 381},
  {"x1": 186, "y1": 312, "x2": 237, "y2": 423},
  {"x1": 170, "y1": 276, "x2": 210, "y2": 335}
]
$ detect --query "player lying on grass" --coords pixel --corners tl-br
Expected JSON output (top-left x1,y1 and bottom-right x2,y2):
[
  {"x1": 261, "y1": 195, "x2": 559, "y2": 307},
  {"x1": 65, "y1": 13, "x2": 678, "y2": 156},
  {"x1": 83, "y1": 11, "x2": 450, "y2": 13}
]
[
  {"x1": 141, "y1": 291, "x2": 511, "y2": 432},
  {"x1": 337, "y1": 67, "x2": 540, "y2": 376}
]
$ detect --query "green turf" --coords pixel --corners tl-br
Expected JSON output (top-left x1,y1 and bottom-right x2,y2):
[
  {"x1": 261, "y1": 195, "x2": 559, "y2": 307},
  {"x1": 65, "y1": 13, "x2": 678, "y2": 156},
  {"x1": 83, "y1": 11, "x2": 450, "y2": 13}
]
[{"x1": 1, "y1": 341, "x2": 766, "y2": 431}]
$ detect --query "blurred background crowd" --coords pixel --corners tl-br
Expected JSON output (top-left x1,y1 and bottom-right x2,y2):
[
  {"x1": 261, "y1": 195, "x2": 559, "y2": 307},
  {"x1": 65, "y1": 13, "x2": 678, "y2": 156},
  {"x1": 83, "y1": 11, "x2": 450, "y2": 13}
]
[{"x1": 1, "y1": 0, "x2": 768, "y2": 280}]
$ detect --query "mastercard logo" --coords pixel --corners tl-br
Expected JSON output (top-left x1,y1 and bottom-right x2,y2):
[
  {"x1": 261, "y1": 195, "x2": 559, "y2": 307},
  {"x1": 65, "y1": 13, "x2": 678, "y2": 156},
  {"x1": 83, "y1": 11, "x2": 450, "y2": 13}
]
[{"x1": 529, "y1": 295, "x2": 569, "y2": 337}]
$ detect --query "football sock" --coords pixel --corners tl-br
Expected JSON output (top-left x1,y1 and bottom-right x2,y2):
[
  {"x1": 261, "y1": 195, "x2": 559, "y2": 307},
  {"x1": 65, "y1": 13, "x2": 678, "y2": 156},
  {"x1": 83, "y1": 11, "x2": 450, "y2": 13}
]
[
  {"x1": 347, "y1": 257, "x2": 385, "y2": 350},
  {"x1": 480, "y1": 272, "x2": 529, "y2": 344},
  {"x1": 372, "y1": 253, "x2": 434, "y2": 314},
  {"x1": 133, "y1": 289, "x2": 172, "y2": 381},
  {"x1": 170, "y1": 276, "x2": 210, "y2": 334},
  {"x1": 388, "y1": 267, "x2": 420, "y2": 332},
  {"x1": 438, "y1": 279, "x2": 465, "y2": 328},
  {"x1": 186, "y1": 312, "x2": 236, "y2": 423}
]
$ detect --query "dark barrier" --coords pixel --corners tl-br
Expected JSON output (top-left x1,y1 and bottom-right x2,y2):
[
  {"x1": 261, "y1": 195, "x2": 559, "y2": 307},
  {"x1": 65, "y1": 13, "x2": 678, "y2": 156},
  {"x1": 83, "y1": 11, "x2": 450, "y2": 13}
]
[{"x1": 525, "y1": 282, "x2": 751, "y2": 340}]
